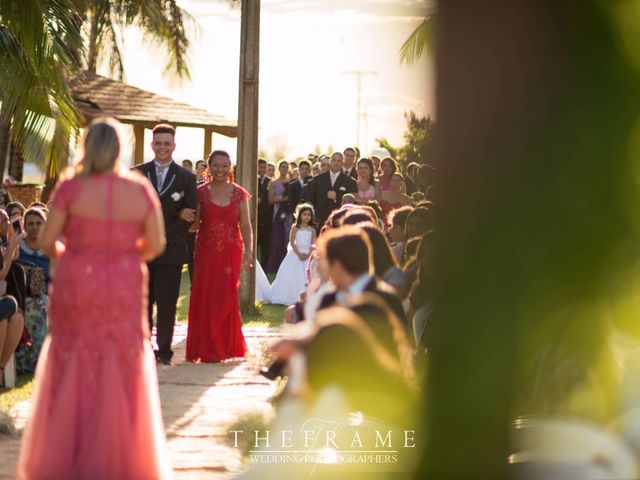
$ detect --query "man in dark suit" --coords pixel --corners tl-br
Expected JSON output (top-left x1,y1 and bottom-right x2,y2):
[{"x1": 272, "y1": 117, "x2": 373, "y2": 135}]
[
  {"x1": 343, "y1": 147, "x2": 358, "y2": 179},
  {"x1": 305, "y1": 151, "x2": 357, "y2": 229},
  {"x1": 133, "y1": 124, "x2": 197, "y2": 365},
  {"x1": 288, "y1": 160, "x2": 313, "y2": 214},
  {"x1": 260, "y1": 227, "x2": 406, "y2": 380},
  {"x1": 257, "y1": 158, "x2": 272, "y2": 267}
]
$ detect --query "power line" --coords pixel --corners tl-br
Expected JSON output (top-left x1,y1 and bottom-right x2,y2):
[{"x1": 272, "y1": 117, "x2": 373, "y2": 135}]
[{"x1": 343, "y1": 70, "x2": 376, "y2": 149}]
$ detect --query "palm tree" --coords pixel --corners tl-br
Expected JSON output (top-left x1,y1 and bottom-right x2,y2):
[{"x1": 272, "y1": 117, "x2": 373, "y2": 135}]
[
  {"x1": 0, "y1": 0, "x2": 84, "y2": 179},
  {"x1": 399, "y1": 15, "x2": 434, "y2": 67},
  {"x1": 1, "y1": 0, "x2": 198, "y2": 192},
  {"x1": 79, "y1": 0, "x2": 196, "y2": 81}
]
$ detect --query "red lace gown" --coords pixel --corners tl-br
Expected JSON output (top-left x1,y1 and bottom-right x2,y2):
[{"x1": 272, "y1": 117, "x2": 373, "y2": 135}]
[
  {"x1": 16, "y1": 174, "x2": 171, "y2": 479},
  {"x1": 186, "y1": 182, "x2": 249, "y2": 362}
]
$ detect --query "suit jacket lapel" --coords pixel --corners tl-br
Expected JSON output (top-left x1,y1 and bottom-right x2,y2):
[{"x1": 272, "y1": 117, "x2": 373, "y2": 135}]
[{"x1": 143, "y1": 162, "x2": 160, "y2": 194}]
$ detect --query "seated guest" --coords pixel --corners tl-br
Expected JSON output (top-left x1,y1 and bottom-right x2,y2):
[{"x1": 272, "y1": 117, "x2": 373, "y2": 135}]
[
  {"x1": 317, "y1": 227, "x2": 405, "y2": 323},
  {"x1": 405, "y1": 206, "x2": 431, "y2": 241},
  {"x1": 304, "y1": 306, "x2": 416, "y2": 421},
  {"x1": 15, "y1": 208, "x2": 50, "y2": 373},
  {"x1": 359, "y1": 224, "x2": 407, "y2": 298},
  {"x1": 403, "y1": 235, "x2": 424, "y2": 288},
  {"x1": 6, "y1": 201, "x2": 25, "y2": 222},
  {"x1": 387, "y1": 206, "x2": 413, "y2": 264},
  {"x1": 409, "y1": 233, "x2": 432, "y2": 351},
  {"x1": 0, "y1": 222, "x2": 25, "y2": 388},
  {"x1": 340, "y1": 193, "x2": 356, "y2": 206},
  {"x1": 195, "y1": 160, "x2": 208, "y2": 184},
  {"x1": 341, "y1": 207, "x2": 377, "y2": 227}
]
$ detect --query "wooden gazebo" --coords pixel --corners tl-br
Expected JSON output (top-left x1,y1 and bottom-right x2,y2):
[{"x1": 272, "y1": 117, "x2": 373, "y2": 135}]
[{"x1": 71, "y1": 72, "x2": 238, "y2": 164}]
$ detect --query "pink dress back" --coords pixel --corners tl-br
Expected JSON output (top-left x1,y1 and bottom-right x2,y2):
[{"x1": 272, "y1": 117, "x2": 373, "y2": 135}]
[{"x1": 17, "y1": 173, "x2": 171, "y2": 480}]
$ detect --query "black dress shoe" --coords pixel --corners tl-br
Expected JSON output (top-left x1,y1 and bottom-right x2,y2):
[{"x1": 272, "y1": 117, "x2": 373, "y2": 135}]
[
  {"x1": 259, "y1": 360, "x2": 285, "y2": 380},
  {"x1": 159, "y1": 358, "x2": 173, "y2": 366}
]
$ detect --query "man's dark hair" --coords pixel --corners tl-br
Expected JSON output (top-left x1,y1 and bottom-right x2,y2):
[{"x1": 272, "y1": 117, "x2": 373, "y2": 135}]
[
  {"x1": 258, "y1": 158, "x2": 267, "y2": 166},
  {"x1": 321, "y1": 227, "x2": 372, "y2": 276},
  {"x1": 343, "y1": 147, "x2": 356, "y2": 155},
  {"x1": 152, "y1": 123, "x2": 176, "y2": 137},
  {"x1": 298, "y1": 160, "x2": 311, "y2": 169}
]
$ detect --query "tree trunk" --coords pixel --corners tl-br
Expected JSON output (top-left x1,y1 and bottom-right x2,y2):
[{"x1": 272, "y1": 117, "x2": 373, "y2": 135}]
[
  {"x1": 0, "y1": 118, "x2": 9, "y2": 186},
  {"x1": 236, "y1": 0, "x2": 260, "y2": 309},
  {"x1": 421, "y1": 1, "x2": 634, "y2": 478},
  {"x1": 8, "y1": 141, "x2": 24, "y2": 183}
]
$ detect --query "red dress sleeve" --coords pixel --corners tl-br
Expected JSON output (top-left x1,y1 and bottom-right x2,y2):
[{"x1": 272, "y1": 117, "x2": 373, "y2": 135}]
[
  {"x1": 197, "y1": 183, "x2": 209, "y2": 206},
  {"x1": 49, "y1": 178, "x2": 78, "y2": 212},
  {"x1": 232, "y1": 183, "x2": 251, "y2": 204}
]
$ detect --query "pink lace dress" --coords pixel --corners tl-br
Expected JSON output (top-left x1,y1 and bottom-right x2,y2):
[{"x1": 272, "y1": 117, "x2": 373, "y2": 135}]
[{"x1": 17, "y1": 174, "x2": 171, "y2": 480}]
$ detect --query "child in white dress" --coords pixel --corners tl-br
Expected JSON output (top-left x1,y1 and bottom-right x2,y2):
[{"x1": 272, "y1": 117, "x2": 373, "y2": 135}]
[{"x1": 270, "y1": 204, "x2": 317, "y2": 305}]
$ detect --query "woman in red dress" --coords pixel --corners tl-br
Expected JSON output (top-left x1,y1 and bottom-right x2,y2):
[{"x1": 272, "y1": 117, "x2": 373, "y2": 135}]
[{"x1": 186, "y1": 150, "x2": 253, "y2": 362}]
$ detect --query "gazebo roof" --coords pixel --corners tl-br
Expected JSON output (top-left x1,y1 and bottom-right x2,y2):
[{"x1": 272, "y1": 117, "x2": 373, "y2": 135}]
[{"x1": 70, "y1": 72, "x2": 237, "y2": 137}]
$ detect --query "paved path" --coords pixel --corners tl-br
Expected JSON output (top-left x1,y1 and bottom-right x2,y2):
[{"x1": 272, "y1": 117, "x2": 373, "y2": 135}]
[{"x1": 0, "y1": 324, "x2": 285, "y2": 479}]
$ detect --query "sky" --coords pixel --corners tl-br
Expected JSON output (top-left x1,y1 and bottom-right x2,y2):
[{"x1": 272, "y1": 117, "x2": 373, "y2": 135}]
[
  {"x1": 69, "y1": 0, "x2": 433, "y2": 171},
  {"x1": 114, "y1": 0, "x2": 435, "y2": 166}
]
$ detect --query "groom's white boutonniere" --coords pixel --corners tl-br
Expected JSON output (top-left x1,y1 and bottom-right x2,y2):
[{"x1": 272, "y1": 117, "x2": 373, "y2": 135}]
[{"x1": 171, "y1": 191, "x2": 184, "y2": 202}]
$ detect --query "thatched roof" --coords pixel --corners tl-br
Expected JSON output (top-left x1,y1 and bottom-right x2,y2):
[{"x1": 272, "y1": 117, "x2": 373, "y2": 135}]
[{"x1": 70, "y1": 72, "x2": 237, "y2": 137}]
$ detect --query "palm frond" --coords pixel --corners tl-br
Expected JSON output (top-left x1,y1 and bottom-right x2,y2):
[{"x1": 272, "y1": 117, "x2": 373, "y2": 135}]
[
  {"x1": 0, "y1": 0, "x2": 83, "y2": 169},
  {"x1": 400, "y1": 16, "x2": 434, "y2": 67}
]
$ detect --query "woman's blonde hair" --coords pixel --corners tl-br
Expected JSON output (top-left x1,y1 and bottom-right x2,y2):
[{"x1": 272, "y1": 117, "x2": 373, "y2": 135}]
[{"x1": 75, "y1": 117, "x2": 121, "y2": 177}]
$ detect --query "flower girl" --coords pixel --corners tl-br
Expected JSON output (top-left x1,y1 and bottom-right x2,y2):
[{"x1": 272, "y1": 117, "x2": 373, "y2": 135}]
[{"x1": 270, "y1": 204, "x2": 317, "y2": 305}]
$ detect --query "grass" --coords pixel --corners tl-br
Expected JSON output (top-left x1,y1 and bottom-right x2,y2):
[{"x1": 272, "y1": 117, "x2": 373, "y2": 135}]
[{"x1": 0, "y1": 372, "x2": 34, "y2": 428}]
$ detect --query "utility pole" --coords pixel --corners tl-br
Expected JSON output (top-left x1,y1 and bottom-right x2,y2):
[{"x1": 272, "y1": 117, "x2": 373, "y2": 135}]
[
  {"x1": 343, "y1": 70, "x2": 376, "y2": 149},
  {"x1": 236, "y1": 0, "x2": 260, "y2": 309}
]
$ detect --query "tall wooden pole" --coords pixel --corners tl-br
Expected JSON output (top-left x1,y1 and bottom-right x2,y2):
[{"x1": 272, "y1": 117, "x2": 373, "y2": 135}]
[{"x1": 236, "y1": 0, "x2": 260, "y2": 309}]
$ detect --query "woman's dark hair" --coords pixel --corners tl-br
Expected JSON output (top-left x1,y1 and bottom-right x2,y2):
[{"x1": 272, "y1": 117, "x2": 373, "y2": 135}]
[
  {"x1": 357, "y1": 158, "x2": 376, "y2": 186},
  {"x1": 342, "y1": 210, "x2": 375, "y2": 226},
  {"x1": 6, "y1": 201, "x2": 25, "y2": 217},
  {"x1": 402, "y1": 236, "x2": 422, "y2": 271},
  {"x1": 328, "y1": 205, "x2": 353, "y2": 228},
  {"x1": 388, "y1": 206, "x2": 413, "y2": 229},
  {"x1": 24, "y1": 207, "x2": 47, "y2": 222},
  {"x1": 366, "y1": 200, "x2": 383, "y2": 223},
  {"x1": 381, "y1": 157, "x2": 398, "y2": 176},
  {"x1": 342, "y1": 205, "x2": 378, "y2": 226},
  {"x1": 294, "y1": 203, "x2": 315, "y2": 227},
  {"x1": 207, "y1": 150, "x2": 231, "y2": 166},
  {"x1": 320, "y1": 227, "x2": 372, "y2": 276},
  {"x1": 405, "y1": 206, "x2": 431, "y2": 240},
  {"x1": 360, "y1": 224, "x2": 398, "y2": 274},
  {"x1": 410, "y1": 232, "x2": 433, "y2": 311}
]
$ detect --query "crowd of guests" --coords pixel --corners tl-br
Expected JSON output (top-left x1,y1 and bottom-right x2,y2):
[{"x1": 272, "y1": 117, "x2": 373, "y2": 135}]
[
  {"x1": 247, "y1": 147, "x2": 433, "y2": 449},
  {"x1": 0, "y1": 192, "x2": 52, "y2": 387},
  {"x1": 253, "y1": 147, "x2": 431, "y2": 309}
]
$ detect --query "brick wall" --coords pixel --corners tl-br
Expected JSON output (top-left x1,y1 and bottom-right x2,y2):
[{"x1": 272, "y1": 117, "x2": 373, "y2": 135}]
[{"x1": 7, "y1": 185, "x2": 44, "y2": 207}]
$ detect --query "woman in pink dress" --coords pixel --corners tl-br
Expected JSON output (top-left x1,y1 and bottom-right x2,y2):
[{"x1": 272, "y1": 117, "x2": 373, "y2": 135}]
[
  {"x1": 186, "y1": 150, "x2": 253, "y2": 362},
  {"x1": 354, "y1": 157, "x2": 382, "y2": 205},
  {"x1": 17, "y1": 118, "x2": 170, "y2": 479}
]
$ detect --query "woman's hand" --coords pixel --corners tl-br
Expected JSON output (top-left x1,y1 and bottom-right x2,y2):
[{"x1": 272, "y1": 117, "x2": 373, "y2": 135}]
[{"x1": 242, "y1": 251, "x2": 253, "y2": 271}]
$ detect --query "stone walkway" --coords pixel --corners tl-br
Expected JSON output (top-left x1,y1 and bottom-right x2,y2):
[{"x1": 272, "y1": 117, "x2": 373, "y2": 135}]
[{"x1": 0, "y1": 324, "x2": 285, "y2": 479}]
